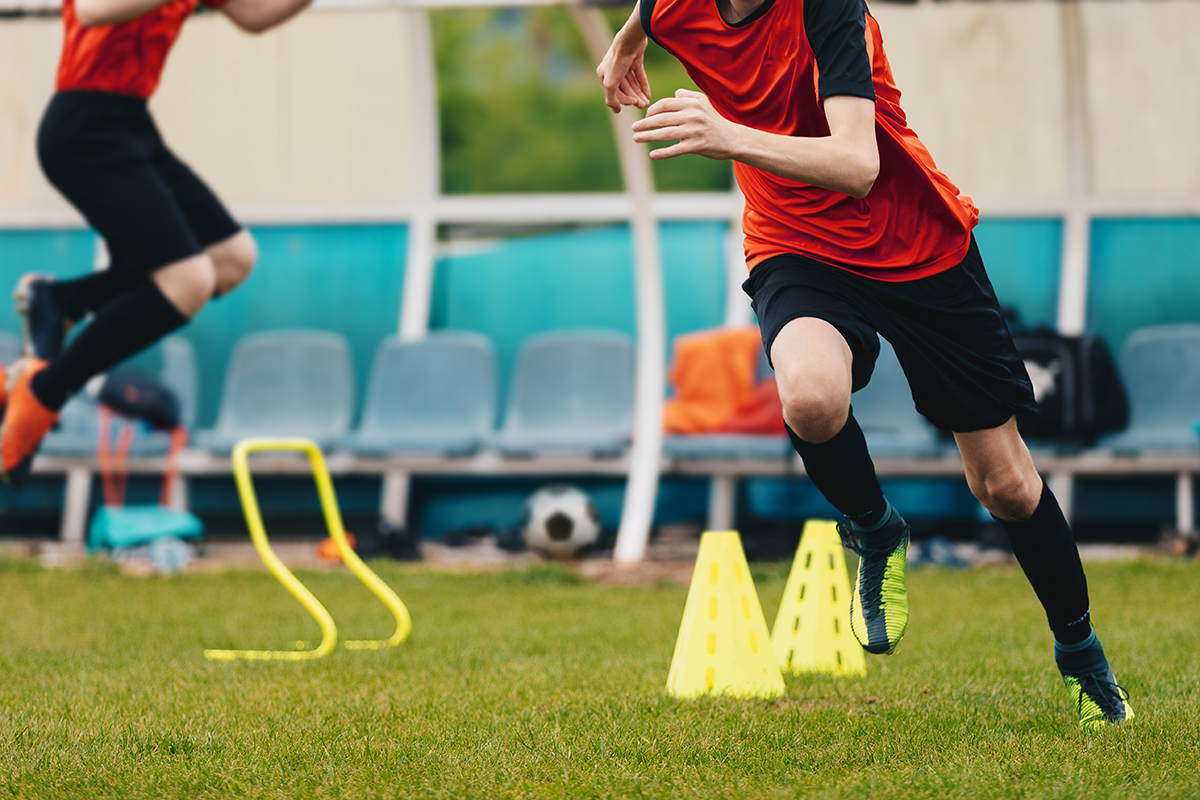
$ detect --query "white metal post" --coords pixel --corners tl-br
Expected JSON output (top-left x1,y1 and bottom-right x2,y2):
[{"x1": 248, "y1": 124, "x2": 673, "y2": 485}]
[
  {"x1": 707, "y1": 475, "x2": 737, "y2": 531},
  {"x1": 397, "y1": 8, "x2": 441, "y2": 343},
  {"x1": 571, "y1": 7, "x2": 665, "y2": 563},
  {"x1": 385, "y1": 8, "x2": 441, "y2": 527},
  {"x1": 1176, "y1": 471, "x2": 1194, "y2": 537},
  {"x1": 1056, "y1": 0, "x2": 1092, "y2": 337},
  {"x1": 59, "y1": 467, "x2": 91, "y2": 545}
]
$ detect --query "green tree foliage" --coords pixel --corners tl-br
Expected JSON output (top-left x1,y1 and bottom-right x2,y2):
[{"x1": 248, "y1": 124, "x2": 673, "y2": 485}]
[{"x1": 432, "y1": 6, "x2": 733, "y2": 194}]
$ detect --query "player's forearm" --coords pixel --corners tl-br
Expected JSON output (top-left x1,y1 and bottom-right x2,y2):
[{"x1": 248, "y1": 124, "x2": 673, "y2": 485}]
[
  {"x1": 75, "y1": 0, "x2": 171, "y2": 27},
  {"x1": 729, "y1": 124, "x2": 879, "y2": 199},
  {"x1": 617, "y1": 2, "x2": 647, "y2": 50},
  {"x1": 221, "y1": 0, "x2": 312, "y2": 33}
]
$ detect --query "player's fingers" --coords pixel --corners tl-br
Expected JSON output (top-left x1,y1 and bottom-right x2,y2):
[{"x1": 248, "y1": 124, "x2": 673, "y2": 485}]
[
  {"x1": 618, "y1": 75, "x2": 649, "y2": 107},
  {"x1": 614, "y1": 87, "x2": 646, "y2": 110},
  {"x1": 647, "y1": 141, "x2": 691, "y2": 160},
  {"x1": 675, "y1": 88, "x2": 706, "y2": 102},
  {"x1": 633, "y1": 108, "x2": 698, "y2": 132},
  {"x1": 632, "y1": 124, "x2": 688, "y2": 144},
  {"x1": 642, "y1": 96, "x2": 689, "y2": 117},
  {"x1": 633, "y1": 63, "x2": 652, "y2": 101}
]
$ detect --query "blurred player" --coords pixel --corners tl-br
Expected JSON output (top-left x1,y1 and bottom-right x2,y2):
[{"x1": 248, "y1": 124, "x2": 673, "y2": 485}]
[
  {"x1": 0, "y1": 0, "x2": 313, "y2": 485},
  {"x1": 597, "y1": 0, "x2": 1133, "y2": 728}
]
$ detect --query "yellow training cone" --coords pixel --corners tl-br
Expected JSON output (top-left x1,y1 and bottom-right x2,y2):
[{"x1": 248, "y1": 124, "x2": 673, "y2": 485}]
[
  {"x1": 666, "y1": 531, "x2": 785, "y2": 699},
  {"x1": 771, "y1": 520, "x2": 865, "y2": 677}
]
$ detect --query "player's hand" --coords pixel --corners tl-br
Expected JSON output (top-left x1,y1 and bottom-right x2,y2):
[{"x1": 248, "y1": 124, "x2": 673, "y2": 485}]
[
  {"x1": 597, "y1": 28, "x2": 652, "y2": 113},
  {"x1": 632, "y1": 89, "x2": 739, "y2": 161}
]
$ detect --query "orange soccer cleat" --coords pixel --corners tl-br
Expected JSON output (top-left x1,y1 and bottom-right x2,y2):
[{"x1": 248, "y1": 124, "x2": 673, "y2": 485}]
[{"x1": 0, "y1": 358, "x2": 59, "y2": 488}]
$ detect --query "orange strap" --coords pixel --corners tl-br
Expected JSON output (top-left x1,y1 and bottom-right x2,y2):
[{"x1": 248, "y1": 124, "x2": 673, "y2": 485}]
[
  {"x1": 97, "y1": 405, "x2": 133, "y2": 508},
  {"x1": 98, "y1": 408, "x2": 186, "y2": 508}
]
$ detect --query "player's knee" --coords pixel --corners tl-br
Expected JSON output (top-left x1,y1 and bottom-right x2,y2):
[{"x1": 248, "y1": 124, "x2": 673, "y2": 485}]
[
  {"x1": 154, "y1": 254, "x2": 217, "y2": 318},
  {"x1": 212, "y1": 231, "x2": 257, "y2": 295},
  {"x1": 968, "y1": 466, "x2": 1041, "y2": 521},
  {"x1": 778, "y1": 377, "x2": 848, "y2": 444}
]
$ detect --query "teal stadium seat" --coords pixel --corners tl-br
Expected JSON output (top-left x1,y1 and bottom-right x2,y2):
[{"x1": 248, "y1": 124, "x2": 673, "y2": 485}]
[
  {"x1": 194, "y1": 330, "x2": 355, "y2": 453},
  {"x1": 0, "y1": 331, "x2": 19, "y2": 365},
  {"x1": 1097, "y1": 324, "x2": 1200, "y2": 455},
  {"x1": 40, "y1": 337, "x2": 198, "y2": 457},
  {"x1": 852, "y1": 337, "x2": 945, "y2": 459},
  {"x1": 491, "y1": 330, "x2": 634, "y2": 458},
  {"x1": 662, "y1": 433, "x2": 793, "y2": 461},
  {"x1": 341, "y1": 332, "x2": 498, "y2": 458}
]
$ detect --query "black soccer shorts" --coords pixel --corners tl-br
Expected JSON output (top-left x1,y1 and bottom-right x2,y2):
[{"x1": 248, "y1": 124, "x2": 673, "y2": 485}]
[
  {"x1": 37, "y1": 90, "x2": 242, "y2": 277},
  {"x1": 744, "y1": 235, "x2": 1038, "y2": 433}
]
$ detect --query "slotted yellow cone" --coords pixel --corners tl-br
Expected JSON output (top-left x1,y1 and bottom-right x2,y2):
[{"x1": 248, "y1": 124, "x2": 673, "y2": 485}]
[
  {"x1": 771, "y1": 520, "x2": 866, "y2": 676},
  {"x1": 666, "y1": 531, "x2": 785, "y2": 698}
]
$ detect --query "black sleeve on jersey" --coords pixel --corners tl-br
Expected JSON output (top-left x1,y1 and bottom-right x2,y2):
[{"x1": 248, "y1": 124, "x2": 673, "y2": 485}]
[
  {"x1": 804, "y1": 0, "x2": 876, "y2": 102},
  {"x1": 640, "y1": 0, "x2": 662, "y2": 46}
]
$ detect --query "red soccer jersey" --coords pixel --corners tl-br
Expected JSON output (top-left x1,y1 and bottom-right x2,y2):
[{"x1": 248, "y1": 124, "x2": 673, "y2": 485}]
[
  {"x1": 55, "y1": 0, "x2": 228, "y2": 99},
  {"x1": 642, "y1": 0, "x2": 978, "y2": 281}
]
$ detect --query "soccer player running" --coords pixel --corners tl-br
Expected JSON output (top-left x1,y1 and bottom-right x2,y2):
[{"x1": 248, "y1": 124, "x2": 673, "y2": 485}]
[
  {"x1": 0, "y1": 0, "x2": 313, "y2": 485},
  {"x1": 597, "y1": 0, "x2": 1133, "y2": 728}
]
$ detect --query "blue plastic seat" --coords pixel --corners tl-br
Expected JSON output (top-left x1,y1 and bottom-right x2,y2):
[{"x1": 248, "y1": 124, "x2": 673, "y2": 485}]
[
  {"x1": 342, "y1": 332, "x2": 498, "y2": 458},
  {"x1": 1098, "y1": 324, "x2": 1200, "y2": 454},
  {"x1": 491, "y1": 330, "x2": 634, "y2": 457},
  {"x1": 40, "y1": 337, "x2": 199, "y2": 457},
  {"x1": 0, "y1": 331, "x2": 20, "y2": 366},
  {"x1": 195, "y1": 330, "x2": 355, "y2": 453},
  {"x1": 663, "y1": 433, "x2": 792, "y2": 462},
  {"x1": 853, "y1": 337, "x2": 945, "y2": 458}
]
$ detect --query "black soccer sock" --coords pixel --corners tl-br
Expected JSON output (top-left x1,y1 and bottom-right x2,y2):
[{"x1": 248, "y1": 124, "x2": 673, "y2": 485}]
[
  {"x1": 787, "y1": 412, "x2": 888, "y2": 529},
  {"x1": 50, "y1": 270, "x2": 146, "y2": 321},
  {"x1": 996, "y1": 482, "x2": 1093, "y2": 645},
  {"x1": 31, "y1": 282, "x2": 188, "y2": 411}
]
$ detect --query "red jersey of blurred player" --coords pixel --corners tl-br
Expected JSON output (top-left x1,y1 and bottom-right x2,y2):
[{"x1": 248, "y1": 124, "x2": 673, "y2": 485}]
[{"x1": 56, "y1": 0, "x2": 229, "y2": 98}]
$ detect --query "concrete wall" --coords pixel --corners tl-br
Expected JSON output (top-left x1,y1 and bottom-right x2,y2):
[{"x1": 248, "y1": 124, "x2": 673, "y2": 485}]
[
  {"x1": 871, "y1": 1, "x2": 1069, "y2": 198},
  {"x1": 1, "y1": 1, "x2": 1198, "y2": 214},
  {"x1": 0, "y1": 8, "x2": 425, "y2": 219}
]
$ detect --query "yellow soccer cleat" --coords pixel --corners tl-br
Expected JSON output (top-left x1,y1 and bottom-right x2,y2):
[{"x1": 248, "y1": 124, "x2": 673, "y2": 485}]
[{"x1": 840, "y1": 512, "x2": 910, "y2": 655}]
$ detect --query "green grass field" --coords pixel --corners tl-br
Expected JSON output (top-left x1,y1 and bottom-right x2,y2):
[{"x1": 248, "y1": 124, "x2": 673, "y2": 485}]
[{"x1": 1, "y1": 554, "x2": 1197, "y2": 799}]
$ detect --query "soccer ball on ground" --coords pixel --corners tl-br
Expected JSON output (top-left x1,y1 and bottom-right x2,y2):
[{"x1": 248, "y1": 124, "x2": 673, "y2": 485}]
[{"x1": 520, "y1": 484, "x2": 601, "y2": 559}]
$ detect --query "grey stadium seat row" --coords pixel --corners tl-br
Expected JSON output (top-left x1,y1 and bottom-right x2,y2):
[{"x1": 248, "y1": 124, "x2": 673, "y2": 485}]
[
  {"x1": 196, "y1": 328, "x2": 636, "y2": 458},
  {"x1": 7, "y1": 324, "x2": 1200, "y2": 462}
]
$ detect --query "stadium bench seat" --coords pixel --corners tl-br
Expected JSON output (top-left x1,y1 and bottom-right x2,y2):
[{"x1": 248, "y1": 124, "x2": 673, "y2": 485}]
[
  {"x1": 1097, "y1": 324, "x2": 1200, "y2": 454},
  {"x1": 662, "y1": 433, "x2": 793, "y2": 462},
  {"x1": 194, "y1": 330, "x2": 355, "y2": 453},
  {"x1": 852, "y1": 337, "x2": 946, "y2": 459},
  {"x1": 40, "y1": 337, "x2": 198, "y2": 457},
  {"x1": 490, "y1": 330, "x2": 634, "y2": 458},
  {"x1": 341, "y1": 332, "x2": 498, "y2": 458}
]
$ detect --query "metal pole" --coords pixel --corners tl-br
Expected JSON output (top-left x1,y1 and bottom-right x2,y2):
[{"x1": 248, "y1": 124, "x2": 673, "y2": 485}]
[
  {"x1": 1056, "y1": 0, "x2": 1092, "y2": 337},
  {"x1": 570, "y1": 7, "x2": 665, "y2": 562},
  {"x1": 387, "y1": 8, "x2": 440, "y2": 528},
  {"x1": 397, "y1": 8, "x2": 441, "y2": 342}
]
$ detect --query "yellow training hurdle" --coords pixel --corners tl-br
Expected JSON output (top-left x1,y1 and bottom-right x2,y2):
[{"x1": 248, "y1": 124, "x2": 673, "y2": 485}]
[{"x1": 204, "y1": 438, "x2": 412, "y2": 661}]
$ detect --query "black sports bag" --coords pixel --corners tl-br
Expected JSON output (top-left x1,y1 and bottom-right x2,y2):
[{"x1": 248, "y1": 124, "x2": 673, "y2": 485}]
[{"x1": 1010, "y1": 329, "x2": 1128, "y2": 446}]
